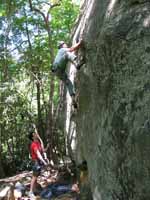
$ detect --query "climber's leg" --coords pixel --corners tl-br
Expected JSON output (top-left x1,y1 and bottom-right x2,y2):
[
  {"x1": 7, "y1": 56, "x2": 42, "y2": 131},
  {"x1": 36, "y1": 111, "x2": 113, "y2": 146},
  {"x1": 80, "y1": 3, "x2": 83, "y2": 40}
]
[
  {"x1": 61, "y1": 73, "x2": 78, "y2": 108},
  {"x1": 63, "y1": 74, "x2": 75, "y2": 97},
  {"x1": 55, "y1": 66, "x2": 78, "y2": 108},
  {"x1": 67, "y1": 51, "x2": 77, "y2": 63},
  {"x1": 67, "y1": 51, "x2": 85, "y2": 70},
  {"x1": 71, "y1": 93, "x2": 78, "y2": 109},
  {"x1": 76, "y1": 58, "x2": 85, "y2": 70}
]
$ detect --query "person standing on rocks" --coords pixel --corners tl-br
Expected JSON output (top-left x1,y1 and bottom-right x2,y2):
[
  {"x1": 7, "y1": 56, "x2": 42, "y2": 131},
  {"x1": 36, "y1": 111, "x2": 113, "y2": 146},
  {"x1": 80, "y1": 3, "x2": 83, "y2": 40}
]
[{"x1": 28, "y1": 130, "x2": 48, "y2": 199}]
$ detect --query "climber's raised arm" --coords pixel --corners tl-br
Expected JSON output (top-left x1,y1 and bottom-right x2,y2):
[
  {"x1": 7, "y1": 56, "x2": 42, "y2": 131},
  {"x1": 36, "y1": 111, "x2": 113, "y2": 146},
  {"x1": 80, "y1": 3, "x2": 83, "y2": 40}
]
[{"x1": 68, "y1": 40, "x2": 83, "y2": 52}]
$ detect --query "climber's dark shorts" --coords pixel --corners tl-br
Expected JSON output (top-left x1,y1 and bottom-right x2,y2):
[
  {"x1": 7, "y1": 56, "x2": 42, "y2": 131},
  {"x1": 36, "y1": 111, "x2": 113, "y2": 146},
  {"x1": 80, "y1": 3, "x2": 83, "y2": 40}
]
[{"x1": 32, "y1": 160, "x2": 43, "y2": 177}]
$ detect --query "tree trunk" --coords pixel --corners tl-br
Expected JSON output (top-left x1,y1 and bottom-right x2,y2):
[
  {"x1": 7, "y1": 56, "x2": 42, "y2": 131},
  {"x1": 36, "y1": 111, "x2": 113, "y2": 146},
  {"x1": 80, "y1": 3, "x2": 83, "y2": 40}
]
[
  {"x1": 0, "y1": 145, "x2": 5, "y2": 178},
  {"x1": 0, "y1": 17, "x2": 11, "y2": 178},
  {"x1": 36, "y1": 73, "x2": 44, "y2": 139}
]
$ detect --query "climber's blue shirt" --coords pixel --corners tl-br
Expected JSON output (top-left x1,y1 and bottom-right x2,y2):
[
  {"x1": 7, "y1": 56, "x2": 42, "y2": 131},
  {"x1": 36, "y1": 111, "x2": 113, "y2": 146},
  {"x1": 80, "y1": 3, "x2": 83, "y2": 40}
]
[
  {"x1": 52, "y1": 47, "x2": 77, "y2": 72},
  {"x1": 53, "y1": 48, "x2": 68, "y2": 71}
]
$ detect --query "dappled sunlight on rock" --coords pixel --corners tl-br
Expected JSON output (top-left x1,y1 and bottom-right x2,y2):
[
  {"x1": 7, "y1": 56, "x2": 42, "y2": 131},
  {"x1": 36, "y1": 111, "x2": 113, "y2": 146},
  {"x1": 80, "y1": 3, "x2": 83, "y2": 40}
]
[
  {"x1": 106, "y1": 0, "x2": 118, "y2": 18},
  {"x1": 93, "y1": 186, "x2": 101, "y2": 200},
  {"x1": 143, "y1": 15, "x2": 150, "y2": 27}
]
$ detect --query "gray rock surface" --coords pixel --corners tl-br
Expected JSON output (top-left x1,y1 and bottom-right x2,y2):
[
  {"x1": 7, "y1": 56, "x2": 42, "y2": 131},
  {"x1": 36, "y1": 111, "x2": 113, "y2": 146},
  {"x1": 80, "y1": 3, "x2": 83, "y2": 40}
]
[{"x1": 73, "y1": 0, "x2": 150, "y2": 199}]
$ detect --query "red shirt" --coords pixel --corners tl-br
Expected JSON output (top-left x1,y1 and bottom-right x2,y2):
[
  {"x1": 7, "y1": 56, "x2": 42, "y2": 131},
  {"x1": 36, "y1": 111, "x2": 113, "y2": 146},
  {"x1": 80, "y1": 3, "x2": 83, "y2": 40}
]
[{"x1": 30, "y1": 141, "x2": 43, "y2": 160}]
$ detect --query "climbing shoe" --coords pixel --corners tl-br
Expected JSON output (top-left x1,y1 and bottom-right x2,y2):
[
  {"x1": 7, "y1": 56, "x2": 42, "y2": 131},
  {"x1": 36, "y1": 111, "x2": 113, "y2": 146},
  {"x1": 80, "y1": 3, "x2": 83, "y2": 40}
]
[
  {"x1": 71, "y1": 94, "x2": 78, "y2": 109},
  {"x1": 76, "y1": 59, "x2": 85, "y2": 70},
  {"x1": 72, "y1": 99, "x2": 78, "y2": 109}
]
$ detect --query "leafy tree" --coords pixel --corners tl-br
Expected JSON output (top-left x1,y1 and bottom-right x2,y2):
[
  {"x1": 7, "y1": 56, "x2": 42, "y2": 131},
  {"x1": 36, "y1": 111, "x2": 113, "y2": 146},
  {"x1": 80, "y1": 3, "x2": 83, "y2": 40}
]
[{"x1": 0, "y1": 0, "x2": 79, "y2": 177}]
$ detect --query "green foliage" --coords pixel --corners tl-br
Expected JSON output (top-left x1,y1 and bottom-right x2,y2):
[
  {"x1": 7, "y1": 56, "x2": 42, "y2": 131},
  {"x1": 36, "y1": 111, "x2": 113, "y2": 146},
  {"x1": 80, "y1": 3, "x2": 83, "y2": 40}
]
[
  {"x1": 51, "y1": 0, "x2": 79, "y2": 42},
  {"x1": 0, "y1": 4, "x2": 6, "y2": 17},
  {"x1": 0, "y1": 0, "x2": 79, "y2": 176}
]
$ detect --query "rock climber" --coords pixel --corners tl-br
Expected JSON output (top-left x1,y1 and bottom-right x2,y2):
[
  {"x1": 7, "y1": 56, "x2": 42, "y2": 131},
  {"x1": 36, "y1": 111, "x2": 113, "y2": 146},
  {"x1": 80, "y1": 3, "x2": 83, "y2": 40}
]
[{"x1": 52, "y1": 40, "x2": 84, "y2": 108}]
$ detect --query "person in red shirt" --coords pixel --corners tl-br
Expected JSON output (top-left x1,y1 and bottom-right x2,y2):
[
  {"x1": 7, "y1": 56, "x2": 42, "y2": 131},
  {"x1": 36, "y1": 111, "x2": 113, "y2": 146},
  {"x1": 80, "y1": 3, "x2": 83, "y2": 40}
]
[{"x1": 28, "y1": 130, "x2": 48, "y2": 199}]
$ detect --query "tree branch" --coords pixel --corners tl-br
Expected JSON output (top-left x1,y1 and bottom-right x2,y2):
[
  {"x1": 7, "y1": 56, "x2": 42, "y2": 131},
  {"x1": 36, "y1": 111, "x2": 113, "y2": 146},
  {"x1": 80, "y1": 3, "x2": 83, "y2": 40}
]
[
  {"x1": 29, "y1": 0, "x2": 45, "y2": 18},
  {"x1": 50, "y1": 2, "x2": 61, "y2": 9},
  {"x1": 28, "y1": 0, "x2": 62, "y2": 35},
  {"x1": 10, "y1": 40, "x2": 28, "y2": 52},
  {"x1": 28, "y1": 0, "x2": 33, "y2": 11}
]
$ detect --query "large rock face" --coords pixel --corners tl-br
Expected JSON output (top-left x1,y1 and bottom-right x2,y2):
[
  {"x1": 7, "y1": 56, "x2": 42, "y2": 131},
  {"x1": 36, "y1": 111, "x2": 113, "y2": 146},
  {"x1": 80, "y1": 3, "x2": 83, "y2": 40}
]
[{"x1": 74, "y1": 0, "x2": 150, "y2": 199}]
